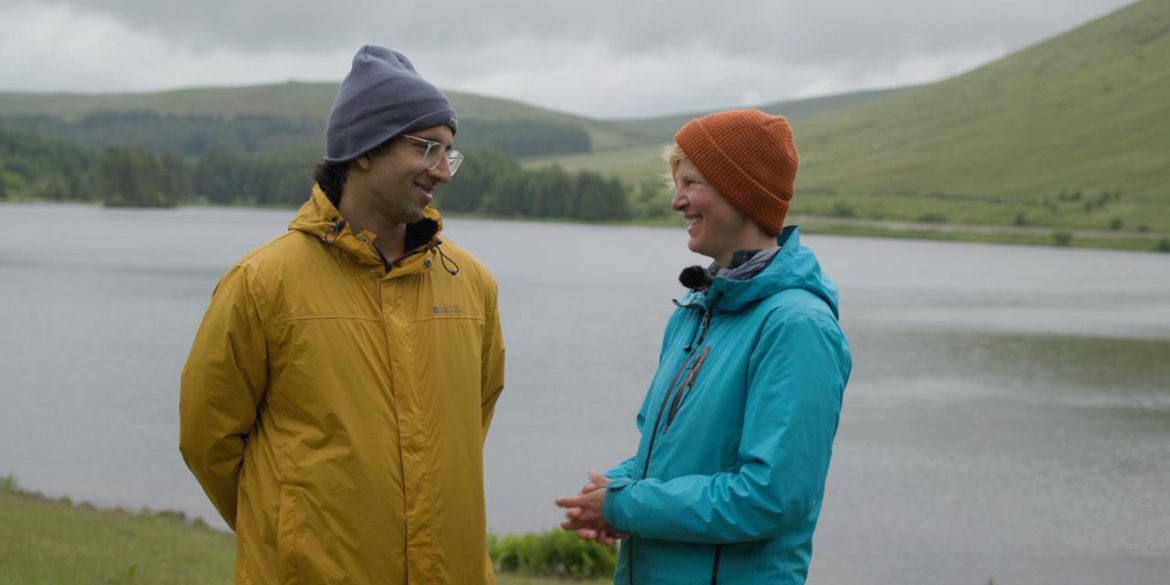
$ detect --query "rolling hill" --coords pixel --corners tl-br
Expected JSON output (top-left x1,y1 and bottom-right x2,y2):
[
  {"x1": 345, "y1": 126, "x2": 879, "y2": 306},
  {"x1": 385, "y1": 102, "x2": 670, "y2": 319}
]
[
  {"x1": 2, "y1": 0, "x2": 1166, "y2": 243},
  {"x1": 607, "y1": 86, "x2": 914, "y2": 144},
  {"x1": 791, "y1": 0, "x2": 1170, "y2": 230},
  {"x1": 0, "y1": 79, "x2": 902, "y2": 156},
  {"x1": 533, "y1": 0, "x2": 1170, "y2": 236},
  {"x1": 0, "y1": 82, "x2": 647, "y2": 151}
]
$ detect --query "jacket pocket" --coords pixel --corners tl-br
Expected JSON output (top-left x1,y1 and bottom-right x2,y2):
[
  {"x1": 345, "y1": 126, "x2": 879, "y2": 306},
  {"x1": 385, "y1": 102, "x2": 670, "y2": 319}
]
[{"x1": 276, "y1": 485, "x2": 304, "y2": 584}]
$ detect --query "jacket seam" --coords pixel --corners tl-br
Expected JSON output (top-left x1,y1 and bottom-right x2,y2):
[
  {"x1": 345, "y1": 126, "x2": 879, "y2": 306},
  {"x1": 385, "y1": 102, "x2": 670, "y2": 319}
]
[{"x1": 266, "y1": 315, "x2": 386, "y2": 327}]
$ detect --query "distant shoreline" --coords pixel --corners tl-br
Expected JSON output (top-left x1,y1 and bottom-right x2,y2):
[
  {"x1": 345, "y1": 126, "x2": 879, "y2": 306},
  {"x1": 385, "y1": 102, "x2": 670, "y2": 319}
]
[{"x1": 3, "y1": 200, "x2": 1167, "y2": 253}]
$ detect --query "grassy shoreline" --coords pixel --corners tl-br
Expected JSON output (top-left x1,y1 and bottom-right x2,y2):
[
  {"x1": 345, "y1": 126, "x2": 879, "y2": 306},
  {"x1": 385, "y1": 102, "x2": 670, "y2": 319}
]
[
  {"x1": 0, "y1": 481, "x2": 609, "y2": 585},
  {"x1": 788, "y1": 215, "x2": 1170, "y2": 252}
]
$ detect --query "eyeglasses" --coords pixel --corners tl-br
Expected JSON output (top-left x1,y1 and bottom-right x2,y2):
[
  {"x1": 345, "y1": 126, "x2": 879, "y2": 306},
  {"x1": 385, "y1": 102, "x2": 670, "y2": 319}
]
[{"x1": 402, "y1": 134, "x2": 464, "y2": 177}]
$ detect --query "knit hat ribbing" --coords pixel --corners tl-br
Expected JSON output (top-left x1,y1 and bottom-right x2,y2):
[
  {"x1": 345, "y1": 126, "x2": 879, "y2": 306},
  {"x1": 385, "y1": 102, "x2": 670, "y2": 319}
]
[
  {"x1": 324, "y1": 45, "x2": 457, "y2": 162},
  {"x1": 675, "y1": 109, "x2": 799, "y2": 236}
]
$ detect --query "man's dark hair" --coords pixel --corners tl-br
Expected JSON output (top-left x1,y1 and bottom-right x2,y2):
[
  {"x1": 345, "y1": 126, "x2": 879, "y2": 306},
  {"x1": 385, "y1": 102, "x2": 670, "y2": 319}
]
[
  {"x1": 312, "y1": 138, "x2": 397, "y2": 208},
  {"x1": 313, "y1": 159, "x2": 349, "y2": 209}
]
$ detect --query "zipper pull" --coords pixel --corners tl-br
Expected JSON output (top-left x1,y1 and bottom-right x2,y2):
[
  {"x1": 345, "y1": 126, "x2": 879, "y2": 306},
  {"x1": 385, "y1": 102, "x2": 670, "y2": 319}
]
[{"x1": 665, "y1": 345, "x2": 713, "y2": 432}]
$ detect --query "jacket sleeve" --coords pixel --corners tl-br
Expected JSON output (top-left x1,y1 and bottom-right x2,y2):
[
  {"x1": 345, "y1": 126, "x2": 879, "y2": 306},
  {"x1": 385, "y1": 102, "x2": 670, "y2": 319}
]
[
  {"x1": 605, "y1": 308, "x2": 682, "y2": 482},
  {"x1": 179, "y1": 264, "x2": 269, "y2": 530},
  {"x1": 604, "y1": 391, "x2": 650, "y2": 481},
  {"x1": 603, "y1": 309, "x2": 850, "y2": 544},
  {"x1": 479, "y1": 275, "x2": 506, "y2": 442}
]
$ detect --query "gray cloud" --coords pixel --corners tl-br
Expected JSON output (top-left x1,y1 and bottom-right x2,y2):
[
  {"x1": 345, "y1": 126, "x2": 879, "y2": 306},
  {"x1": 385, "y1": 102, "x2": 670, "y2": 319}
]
[{"x1": 0, "y1": 0, "x2": 1138, "y2": 117}]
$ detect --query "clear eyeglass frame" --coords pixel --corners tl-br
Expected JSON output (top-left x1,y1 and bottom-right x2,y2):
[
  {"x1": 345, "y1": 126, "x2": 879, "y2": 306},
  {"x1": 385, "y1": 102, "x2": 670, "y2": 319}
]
[{"x1": 402, "y1": 134, "x2": 464, "y2": 177}]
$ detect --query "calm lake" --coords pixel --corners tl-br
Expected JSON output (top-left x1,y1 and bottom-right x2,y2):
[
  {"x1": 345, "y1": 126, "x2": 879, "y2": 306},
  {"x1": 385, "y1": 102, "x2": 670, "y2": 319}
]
[{"x1": 1, "y1": 203, "x2": 1168, "y2": 584}]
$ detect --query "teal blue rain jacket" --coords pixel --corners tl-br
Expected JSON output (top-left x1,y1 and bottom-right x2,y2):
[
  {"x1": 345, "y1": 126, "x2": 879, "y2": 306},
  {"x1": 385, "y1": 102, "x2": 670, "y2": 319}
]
[{"x1": 603, "y1": 227, "x2": 852, "y2": 585}]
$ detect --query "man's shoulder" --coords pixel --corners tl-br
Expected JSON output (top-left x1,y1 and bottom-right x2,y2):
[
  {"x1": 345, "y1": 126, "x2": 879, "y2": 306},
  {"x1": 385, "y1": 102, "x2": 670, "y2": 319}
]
[{"x1": 235, "y1": 230, "x2": 319, "y2": 268}]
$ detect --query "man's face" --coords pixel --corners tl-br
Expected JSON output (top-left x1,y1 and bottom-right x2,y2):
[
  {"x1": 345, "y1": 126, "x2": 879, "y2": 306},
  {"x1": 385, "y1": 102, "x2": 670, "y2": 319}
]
[{"x1": 352, "y1": 123, "x2": 455, "y2": 226}]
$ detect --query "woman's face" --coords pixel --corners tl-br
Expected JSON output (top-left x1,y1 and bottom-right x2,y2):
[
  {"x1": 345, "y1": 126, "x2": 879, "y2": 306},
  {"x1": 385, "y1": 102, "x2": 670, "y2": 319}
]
[{"x1": 670, "y1": 157, "x2": 762, "y2": 266}]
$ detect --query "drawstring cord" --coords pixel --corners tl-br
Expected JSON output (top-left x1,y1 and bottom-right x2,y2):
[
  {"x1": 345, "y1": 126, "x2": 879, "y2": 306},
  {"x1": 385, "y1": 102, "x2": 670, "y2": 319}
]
[
  {"x1": 434, "y1": 240, "x2": 460, "y2": 276},
  {"x1": 682, "y1": 292, "x2": 719, "y2": 353},
  {"x1": 324, "y1": 216, "x2": 458, "y2": 276}
]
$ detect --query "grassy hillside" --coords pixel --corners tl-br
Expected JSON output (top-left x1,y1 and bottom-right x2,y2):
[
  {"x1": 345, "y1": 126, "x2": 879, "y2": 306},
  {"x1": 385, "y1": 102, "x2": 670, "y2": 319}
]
[
  {"x1": 523, "y1": 88, "x2": 912, "y2": 183},
  {"x1": 2, "y1": 1, "x2": 1167, "y2": 246},
  {"x1": 522, "y1": 144, "x2": 666, "y2": 185},
  {"x1": 0, "y1": 82, "x2": 906, "y2": 157},
  {"x1": 791, "y1": 0, "x2": 1170, "y2": 231},
  {"x1": 0, "y1": 82, "x2": 647, "y2": 152},
  {"x1": 0, "y1": 488, "x2": 236, "y2": 584},
  {"x1": 531, "y1": 0, "x2": 1170, "y2": 240},
  {"x1": 0, "y1": 483, "x2": 607, "y2": 585},
  {"x1": 609, "y1": 86, "x2": 914, "y2": 144},
  {"x1": 0, "y1": 82, "x2": 339, "y2": 120}
]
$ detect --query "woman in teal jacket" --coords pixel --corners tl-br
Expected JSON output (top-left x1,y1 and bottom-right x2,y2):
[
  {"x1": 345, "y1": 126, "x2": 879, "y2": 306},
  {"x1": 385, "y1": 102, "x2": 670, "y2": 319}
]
[{"x1": 557, "y1": 109, "x2": 851, "y2": 585}]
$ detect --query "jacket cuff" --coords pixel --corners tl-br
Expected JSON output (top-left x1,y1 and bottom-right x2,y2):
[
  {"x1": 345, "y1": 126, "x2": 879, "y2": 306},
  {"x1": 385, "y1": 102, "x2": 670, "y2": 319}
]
[{"x1": 603, "y1": 477, "x2": 634, "y2": 533}]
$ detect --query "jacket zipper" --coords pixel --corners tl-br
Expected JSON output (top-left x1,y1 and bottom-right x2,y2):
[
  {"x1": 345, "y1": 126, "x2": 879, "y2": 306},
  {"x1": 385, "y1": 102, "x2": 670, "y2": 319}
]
[
  {"x1": 664, "y1": 345, "x2": 711, "y2": 433},
  {"x1": 641, "y1": 342, "x2": 703, "y2": 478},
  {"x1": 629, "y1": 309, "x2": 709, "y2": 585},
  {"x1": 710, "y1": 544, "x2": 723, "y2": 584}
]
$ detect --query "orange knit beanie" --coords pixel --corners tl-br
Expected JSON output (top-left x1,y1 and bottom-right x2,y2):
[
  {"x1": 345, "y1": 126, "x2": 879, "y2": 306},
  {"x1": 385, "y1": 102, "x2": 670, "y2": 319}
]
[{"x1": 675, "y1": 109, "x2": 799, "y2": 236}]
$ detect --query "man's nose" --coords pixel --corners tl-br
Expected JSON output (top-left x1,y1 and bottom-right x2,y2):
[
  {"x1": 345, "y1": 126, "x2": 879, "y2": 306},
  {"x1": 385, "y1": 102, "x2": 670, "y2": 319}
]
[{"x1": 429, "y1": 158, "x2": 453, "y2": 183}]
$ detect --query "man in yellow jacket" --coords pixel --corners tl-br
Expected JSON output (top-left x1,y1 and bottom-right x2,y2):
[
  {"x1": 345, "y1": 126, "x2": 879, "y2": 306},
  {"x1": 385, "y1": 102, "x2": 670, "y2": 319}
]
[{"x1": 180, "y1": 45, "x2": 506, "y2": 585}]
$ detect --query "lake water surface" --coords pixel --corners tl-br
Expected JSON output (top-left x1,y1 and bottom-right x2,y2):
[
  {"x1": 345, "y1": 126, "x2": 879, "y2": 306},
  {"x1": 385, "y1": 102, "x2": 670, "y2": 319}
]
[{"x1": 1, "y1": 203, "x2": 1168, "y2": 584}]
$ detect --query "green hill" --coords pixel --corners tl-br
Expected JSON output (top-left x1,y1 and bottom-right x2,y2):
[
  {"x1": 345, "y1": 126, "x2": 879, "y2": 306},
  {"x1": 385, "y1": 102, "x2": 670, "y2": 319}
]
[
  {"x1": 0, "y1": 80, "x2": 905, "y2": 158},
  {"x1": 530, "y1": 0, "x2": 1170, "y2": 239},
  {"x1": 521, "y1": 88, "x2": 912, "y2": 184},
  {"x1": 2, "y1": 0, "x2": 1167, "y2": 246},
  {"x1": 792, "y1": 0, "x2": 1170, "y2": 232},
  {"x1": 607, "y1": 86, "x2": 914, "y2": 144},
  {"x1": 0, "y1": 82, "x2": 647, "y2": 152}
]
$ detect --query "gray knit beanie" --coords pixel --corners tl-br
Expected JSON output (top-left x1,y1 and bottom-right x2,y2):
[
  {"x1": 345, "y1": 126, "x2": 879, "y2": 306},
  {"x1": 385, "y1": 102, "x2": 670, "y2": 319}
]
[{"x1": 324, "y1": 45, "x2": 457, "y2": 162}]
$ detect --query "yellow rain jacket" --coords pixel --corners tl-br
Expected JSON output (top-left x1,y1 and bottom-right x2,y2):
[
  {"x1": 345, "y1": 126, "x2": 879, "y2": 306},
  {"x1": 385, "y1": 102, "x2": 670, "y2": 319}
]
[{"x1": 180, "y1": 186, "x2": 505, "y2": 584}]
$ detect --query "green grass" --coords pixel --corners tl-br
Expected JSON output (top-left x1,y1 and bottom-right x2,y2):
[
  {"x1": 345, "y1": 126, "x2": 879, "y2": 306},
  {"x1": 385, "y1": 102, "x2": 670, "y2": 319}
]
[
  {"x1": 0, "y1": 489, "x2": 236, "y2": 585},
  {"x1": 0, "y1": 483, "x2": 608, "y2": 585}
]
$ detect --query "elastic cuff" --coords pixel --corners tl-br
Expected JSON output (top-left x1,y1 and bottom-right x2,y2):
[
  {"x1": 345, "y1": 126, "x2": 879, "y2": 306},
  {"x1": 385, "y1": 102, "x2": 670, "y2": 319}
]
[{"x1": 603, "y1": 479, "x2": 633, "y2": 534}]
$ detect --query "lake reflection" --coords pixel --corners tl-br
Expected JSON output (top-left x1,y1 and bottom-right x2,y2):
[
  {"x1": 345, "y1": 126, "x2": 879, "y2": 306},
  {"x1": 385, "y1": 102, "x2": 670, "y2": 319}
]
[{"x1": 1, "y1": 203, "x2": 1167, "y2": 585}]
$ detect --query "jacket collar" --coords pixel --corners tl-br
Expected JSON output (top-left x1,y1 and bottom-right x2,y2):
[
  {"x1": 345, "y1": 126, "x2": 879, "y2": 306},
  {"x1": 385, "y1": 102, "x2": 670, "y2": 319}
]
[
  {"x1": 288, "y1": 185, "x2": 445, "y2": 273},
  {"x1": 675, "y1": 226, "x2": 841, "y2": 317}
]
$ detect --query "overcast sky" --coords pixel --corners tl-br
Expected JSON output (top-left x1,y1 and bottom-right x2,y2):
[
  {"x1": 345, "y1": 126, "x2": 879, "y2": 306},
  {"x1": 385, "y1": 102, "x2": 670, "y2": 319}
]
[{"x1": 0, "y1": 0, "x2": 1138, "y2": 119}]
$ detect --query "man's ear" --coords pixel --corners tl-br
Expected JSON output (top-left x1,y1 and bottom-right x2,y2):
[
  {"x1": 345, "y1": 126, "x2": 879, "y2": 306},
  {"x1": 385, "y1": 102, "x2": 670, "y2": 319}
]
[{"x1": 353, "y1": 155, "x2": 373, "y2": 172}]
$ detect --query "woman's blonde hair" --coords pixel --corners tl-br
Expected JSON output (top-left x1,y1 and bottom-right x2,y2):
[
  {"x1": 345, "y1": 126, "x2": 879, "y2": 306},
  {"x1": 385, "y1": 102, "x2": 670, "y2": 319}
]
[{"x1": 662, "y1": 143, "x2": 686, "y2": 190}]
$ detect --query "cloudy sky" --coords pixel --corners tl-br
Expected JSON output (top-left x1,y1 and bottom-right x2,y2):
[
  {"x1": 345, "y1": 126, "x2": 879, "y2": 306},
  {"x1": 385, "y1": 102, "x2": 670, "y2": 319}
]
[{"x1": 0, "y1": 0, "x2": 1138, "y2": 119}]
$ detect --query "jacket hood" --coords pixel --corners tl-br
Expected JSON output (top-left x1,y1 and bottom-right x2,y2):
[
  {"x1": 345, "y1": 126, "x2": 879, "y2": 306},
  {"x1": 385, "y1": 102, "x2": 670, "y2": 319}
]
[
  {"x1": 289, "y1": 185, "x2": 445, "y2": 267},
  {"x1": 679, "y1": 226, "x2": 840, "y2": 317}
]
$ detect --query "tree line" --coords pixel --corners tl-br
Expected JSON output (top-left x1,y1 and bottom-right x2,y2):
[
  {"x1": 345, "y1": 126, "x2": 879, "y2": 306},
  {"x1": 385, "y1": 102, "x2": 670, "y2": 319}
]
[{"x1": 1, "y1": 124, "x2": 668, "y2": 222}]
